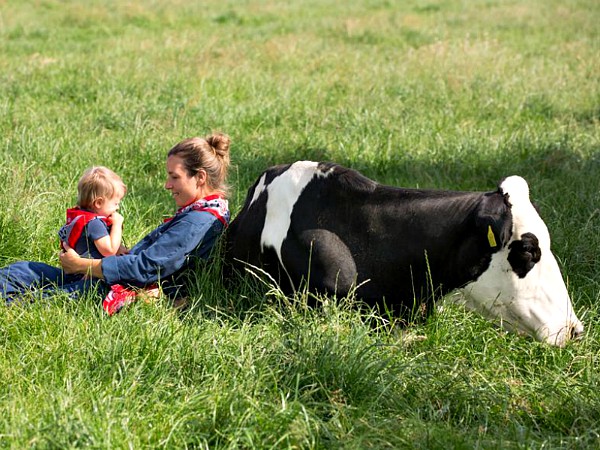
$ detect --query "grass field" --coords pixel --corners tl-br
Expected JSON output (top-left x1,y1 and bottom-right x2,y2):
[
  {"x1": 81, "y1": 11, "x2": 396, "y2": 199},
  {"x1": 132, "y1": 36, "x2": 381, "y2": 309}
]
[{"x1": 1, "y1": 0, "x2": 599, "y2": 447}]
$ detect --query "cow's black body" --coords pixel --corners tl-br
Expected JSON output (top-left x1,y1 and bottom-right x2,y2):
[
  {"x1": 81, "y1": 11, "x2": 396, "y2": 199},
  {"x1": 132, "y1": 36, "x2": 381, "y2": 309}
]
[{"x1": 225, "y1": 162, "x2": 517, "y2": 318}]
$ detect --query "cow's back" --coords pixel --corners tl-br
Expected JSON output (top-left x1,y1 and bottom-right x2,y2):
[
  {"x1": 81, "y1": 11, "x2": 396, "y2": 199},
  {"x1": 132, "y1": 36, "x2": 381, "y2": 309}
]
[
  {"x1": 225, "y1": 162, "x2": 487, "y2": 314},
  {"x1": 285, "y1": 168, "x2": 488, "y2": 309}
]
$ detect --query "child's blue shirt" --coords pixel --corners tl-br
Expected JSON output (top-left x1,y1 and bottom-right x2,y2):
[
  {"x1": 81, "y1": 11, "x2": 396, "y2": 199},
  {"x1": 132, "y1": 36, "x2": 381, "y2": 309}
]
[{"x1": 74, "y1": 218, "x2": 110, "y2": 259}]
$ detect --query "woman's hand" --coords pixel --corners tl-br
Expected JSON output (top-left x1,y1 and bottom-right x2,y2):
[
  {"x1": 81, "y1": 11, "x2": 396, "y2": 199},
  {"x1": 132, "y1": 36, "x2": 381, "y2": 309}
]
[
  {"x1": 59, "y1": 245, "x2": 84, "y2": 274},
  {"x1": 60, "y1": 245, "x2": 105, "y2": 279}
]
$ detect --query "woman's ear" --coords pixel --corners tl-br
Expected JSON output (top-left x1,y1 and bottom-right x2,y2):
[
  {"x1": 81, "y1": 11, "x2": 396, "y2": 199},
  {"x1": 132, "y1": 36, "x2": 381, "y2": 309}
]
[{"x1": 196, "y1": 169, "x2": 207, "y2": 186}]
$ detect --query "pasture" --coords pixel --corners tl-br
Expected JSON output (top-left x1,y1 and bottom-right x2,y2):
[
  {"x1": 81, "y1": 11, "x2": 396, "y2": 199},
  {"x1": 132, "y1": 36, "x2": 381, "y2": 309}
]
[{"x1": 1, "y1": 0, "x2": 599, "y2": 447}]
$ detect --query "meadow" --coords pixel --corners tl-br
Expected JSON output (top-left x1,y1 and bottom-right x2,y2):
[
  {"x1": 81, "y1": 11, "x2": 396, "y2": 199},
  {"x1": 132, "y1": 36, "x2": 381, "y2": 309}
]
[{"x1": 0, "y1": 0, "x2": 599, "y2": 447}]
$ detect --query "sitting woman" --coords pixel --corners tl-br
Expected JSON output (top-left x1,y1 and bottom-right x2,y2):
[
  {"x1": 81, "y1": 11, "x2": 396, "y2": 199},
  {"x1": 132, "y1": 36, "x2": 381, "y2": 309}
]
[{"x1": 0, "y1": 133, "x2": 231, "y2": 313}]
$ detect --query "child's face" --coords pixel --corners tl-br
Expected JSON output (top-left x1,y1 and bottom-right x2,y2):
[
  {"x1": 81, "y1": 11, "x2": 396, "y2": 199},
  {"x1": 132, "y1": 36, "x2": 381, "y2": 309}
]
[{"x1": 93, "y1": 184, "x2": 125, "y2": 217}]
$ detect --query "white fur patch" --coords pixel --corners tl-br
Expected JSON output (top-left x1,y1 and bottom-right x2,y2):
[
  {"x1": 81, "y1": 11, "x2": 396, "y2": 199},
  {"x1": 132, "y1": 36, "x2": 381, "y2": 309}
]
[
  {"x1": 500, "y1": 175, "x2": 529, "y2": 203},
  {"x1": 260, "y1": 161, "x2": 323, "y2": 260},
  {"x1": 462, "y1": 175, "x2": 583, "y2": 346},
  {"x1": 500, "y1": 175, "x2": 549, "y2": 247},
  {"x1": 249, "y1": 173, "x2": 268, "y2": 208}
]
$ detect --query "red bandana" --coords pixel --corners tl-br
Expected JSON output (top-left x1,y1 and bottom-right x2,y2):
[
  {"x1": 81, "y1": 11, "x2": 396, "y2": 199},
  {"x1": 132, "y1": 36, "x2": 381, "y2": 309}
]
[{"x1": 163, "y1": 194, "x2": 229, "y2": 227}]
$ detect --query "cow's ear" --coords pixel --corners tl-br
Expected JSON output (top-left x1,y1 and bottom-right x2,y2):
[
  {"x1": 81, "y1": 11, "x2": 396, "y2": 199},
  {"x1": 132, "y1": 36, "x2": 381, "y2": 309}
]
[
  {"x1": 508, "y1": 232, "x2": 541, "y2": 278},
  {"x1": 475, "y1": 190, "x2": 512, "y2": 250}
]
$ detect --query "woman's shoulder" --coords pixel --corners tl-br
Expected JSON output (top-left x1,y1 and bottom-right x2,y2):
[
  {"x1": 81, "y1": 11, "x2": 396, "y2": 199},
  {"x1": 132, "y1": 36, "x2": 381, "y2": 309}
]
[
  {"x1": 171, "y1": 208, "x2": 224, "y2": 228},
  {"x1": 160, "y1": 212, "x2": 225, "y2": 247}
]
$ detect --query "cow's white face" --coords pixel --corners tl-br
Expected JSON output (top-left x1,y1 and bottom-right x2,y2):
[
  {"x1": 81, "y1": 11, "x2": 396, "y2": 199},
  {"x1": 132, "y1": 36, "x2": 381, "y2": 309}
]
[{"x1": 461, "y1": 176, "x2": 583, "y2": 346}]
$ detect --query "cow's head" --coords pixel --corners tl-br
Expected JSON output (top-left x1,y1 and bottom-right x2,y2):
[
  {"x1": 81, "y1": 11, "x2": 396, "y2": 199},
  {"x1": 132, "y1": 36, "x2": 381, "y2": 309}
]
[{"x1": 461, "y1": 176, "x2": 583, "y2": 346}]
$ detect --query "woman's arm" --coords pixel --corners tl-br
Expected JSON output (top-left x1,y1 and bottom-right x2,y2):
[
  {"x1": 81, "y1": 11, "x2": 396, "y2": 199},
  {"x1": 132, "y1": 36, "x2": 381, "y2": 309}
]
[
  {"x1": 61, "y1": 212, "x2": 223, "y2": 286},
  {"x1": 60, "y1": 247, "x2": 104, "y2": 279},
  {"x1": 100, "y1": 214, "x2": 221, "y2": 286}
]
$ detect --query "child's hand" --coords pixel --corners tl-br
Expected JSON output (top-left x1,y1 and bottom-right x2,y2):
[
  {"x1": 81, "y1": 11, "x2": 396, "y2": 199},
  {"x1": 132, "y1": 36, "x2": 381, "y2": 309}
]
[
  {"x1": 110, "y1": 212, "x2": 124, "y2": 227},
  {"x1": 117, "y1": 244, "x2": 129, "y2": 255}
]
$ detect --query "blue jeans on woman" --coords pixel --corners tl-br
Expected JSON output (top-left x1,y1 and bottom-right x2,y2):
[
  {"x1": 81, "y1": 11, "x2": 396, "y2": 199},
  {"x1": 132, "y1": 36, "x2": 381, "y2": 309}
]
[{"x1": 0, "y1": 261, "x2": 104, "y2": 303}]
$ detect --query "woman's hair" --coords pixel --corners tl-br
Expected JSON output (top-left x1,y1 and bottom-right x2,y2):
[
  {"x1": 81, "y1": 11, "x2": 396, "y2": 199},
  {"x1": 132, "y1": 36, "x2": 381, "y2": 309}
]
[
  {"x1": 167, "y1": 133, "x2": 231, "y2": 195},
  {"x1": 77, "y1": 166, "x2": 127, "y2": 210}
]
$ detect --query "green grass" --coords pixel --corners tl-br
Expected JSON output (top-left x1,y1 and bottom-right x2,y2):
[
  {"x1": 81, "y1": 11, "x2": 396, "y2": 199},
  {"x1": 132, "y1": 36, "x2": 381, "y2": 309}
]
[{"x1": 1, "y1": 0, "x2": 599, "y2": 447}]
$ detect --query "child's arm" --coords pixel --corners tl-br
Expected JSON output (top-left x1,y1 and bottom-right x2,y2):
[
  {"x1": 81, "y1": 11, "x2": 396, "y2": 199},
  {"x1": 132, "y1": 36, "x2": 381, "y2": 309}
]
[{"x1": 94, "y1": 212, "x2": 124, "y2": 257}]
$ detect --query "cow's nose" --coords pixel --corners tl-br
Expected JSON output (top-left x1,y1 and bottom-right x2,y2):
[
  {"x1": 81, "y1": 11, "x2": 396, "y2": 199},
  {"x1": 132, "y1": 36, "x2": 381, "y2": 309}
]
[{"x1": 569, "y1": 325, "x2": 584, "y2": 341}]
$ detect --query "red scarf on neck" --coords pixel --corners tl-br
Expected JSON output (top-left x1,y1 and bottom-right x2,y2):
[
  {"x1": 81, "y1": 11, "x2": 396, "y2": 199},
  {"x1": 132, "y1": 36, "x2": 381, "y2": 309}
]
[{"x1": 163, "y1": 194, "x2": 229, "y2": 227}]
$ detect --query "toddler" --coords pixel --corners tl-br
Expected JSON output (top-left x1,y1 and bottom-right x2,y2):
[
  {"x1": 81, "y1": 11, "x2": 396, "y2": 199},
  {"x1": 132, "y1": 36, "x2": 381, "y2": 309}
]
[
  {"x1": 58, "y1": 167, "x2": 148, "y2": 314},
  {"x1": 58, "y1": 166, "x2": 126, "y2": 259}
]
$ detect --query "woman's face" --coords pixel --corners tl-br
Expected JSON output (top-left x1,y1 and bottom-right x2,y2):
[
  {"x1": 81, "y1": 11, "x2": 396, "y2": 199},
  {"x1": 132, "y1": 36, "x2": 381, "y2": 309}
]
[{"x1": 165, "y1": 155, "x2": 204, "y2": 208}]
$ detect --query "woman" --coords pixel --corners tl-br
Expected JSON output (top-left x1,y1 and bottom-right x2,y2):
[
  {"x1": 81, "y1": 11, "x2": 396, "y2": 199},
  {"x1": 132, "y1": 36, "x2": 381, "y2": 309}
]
[{"x1": 1, "y1": 133, "x2": 231, "y2": 309}]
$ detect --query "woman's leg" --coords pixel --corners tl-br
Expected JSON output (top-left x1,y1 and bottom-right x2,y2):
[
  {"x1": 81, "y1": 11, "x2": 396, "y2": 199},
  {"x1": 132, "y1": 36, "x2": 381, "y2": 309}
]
[{"x1": 0, "y1": 261, "x2": 98, "y2": 301}]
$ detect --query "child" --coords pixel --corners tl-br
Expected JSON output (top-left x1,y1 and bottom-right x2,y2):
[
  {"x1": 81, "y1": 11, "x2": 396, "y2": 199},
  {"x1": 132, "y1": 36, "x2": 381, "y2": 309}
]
[
  {"x1": 58, "y1": 166, "x2": 136, "y2": 315},
  {"x1": 58, "y1": 166, "x2": 159, "y2": 316},
  {"x1": 58, "y1": 166, "x2": 126, "y2": 259},
  {"x1": 58, "y1": 166, "x2": 144, "y2": 314}
]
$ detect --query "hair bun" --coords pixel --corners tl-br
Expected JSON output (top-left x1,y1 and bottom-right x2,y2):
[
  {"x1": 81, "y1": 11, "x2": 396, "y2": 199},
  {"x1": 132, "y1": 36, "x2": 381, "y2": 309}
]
[{"x1": 206, "y1": 133, "x2": 231, "y2": 157}]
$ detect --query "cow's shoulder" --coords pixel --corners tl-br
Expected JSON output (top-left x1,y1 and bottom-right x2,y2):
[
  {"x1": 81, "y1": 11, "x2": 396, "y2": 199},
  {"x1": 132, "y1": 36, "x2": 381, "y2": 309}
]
[
  {"x1": 316, "y1": 162, "x2": 378, "y2": 194},
  {"x1": 262, "y1": 163, "x2": 295, "y2": 184}
]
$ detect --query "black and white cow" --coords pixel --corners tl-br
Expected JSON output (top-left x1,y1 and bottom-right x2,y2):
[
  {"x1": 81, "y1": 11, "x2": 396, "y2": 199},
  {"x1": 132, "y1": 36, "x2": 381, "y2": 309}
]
[{"x1": 225, "y1": 161, "x2": 583, "y2": 346}]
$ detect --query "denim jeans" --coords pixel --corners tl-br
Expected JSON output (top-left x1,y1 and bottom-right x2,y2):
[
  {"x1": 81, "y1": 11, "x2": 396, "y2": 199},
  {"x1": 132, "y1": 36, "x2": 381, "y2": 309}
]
[{"x1": 0, "y1": 261, "x2": 104, "y2": 303}]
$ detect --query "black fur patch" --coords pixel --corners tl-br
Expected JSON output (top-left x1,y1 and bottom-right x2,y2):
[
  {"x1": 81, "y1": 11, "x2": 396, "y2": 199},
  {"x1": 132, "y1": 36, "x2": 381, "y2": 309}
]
[
  {"x1": 508, "y1": 232, "x2": 542, "y2": 278},
  {"x1": 475, "y1": 190, "x2": 513, "y2": 250}
]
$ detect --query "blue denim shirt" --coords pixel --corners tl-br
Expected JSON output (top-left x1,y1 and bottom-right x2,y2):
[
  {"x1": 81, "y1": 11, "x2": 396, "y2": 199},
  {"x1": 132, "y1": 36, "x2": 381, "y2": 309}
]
[{"x1": 101, "y1": 209, "x2": 225, "y2": 289}]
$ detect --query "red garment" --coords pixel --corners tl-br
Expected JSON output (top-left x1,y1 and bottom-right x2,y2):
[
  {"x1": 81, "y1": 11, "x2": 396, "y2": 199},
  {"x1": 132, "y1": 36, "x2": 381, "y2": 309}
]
[
  {"x1": 103, "y1": 283, "x2": 159, "y2": 316},
  {"x1": 163, "y1": 194, "x2": 229, "y2": 227},
  {"x1": 60, "y1": 208, "x2": 112, "y2": 250}
]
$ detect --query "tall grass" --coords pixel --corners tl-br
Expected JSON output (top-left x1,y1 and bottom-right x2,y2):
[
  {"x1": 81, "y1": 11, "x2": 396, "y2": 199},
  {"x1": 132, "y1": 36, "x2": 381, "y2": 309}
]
[{"x1": 0, "y1": 0, "x2": 599, "y2": 447}]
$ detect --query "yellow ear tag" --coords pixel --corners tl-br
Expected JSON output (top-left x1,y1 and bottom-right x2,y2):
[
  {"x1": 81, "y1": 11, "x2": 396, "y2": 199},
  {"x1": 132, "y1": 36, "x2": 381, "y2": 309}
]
[{"x1": 487, "y1": 225, "x2": 497, "y2": 248}]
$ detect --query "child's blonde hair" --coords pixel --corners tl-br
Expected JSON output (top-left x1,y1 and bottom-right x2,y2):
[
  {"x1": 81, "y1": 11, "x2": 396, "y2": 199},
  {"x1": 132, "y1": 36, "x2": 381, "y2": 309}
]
[{"x1": 77, "y1": 166, "x2": 127, "y2": 210}]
